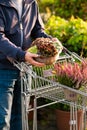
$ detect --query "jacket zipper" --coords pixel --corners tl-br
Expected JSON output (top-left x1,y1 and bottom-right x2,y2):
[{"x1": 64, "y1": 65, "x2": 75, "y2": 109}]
[{"x1": 19, "y1": 21, "x2": 23, "y2": 48}]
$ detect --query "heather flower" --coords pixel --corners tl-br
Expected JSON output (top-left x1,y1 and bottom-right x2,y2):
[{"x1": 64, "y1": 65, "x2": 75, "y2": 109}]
[{"x1": 54, "y1": 60, "x2": 87, "y2": 89}]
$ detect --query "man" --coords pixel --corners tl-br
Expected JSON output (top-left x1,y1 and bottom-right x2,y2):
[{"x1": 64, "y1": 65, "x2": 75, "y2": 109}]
[{"x1": 0, "y1": 0, "x2": 60, "y2": 130}]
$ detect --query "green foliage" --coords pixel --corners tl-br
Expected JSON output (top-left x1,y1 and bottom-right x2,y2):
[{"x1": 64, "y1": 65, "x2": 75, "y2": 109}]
[
  {"x1": 45, "y1": 99, "x2": 70, "y2": 111},
  {"x1": 45, "y1": 15, "x2": 68, "y2": 40},
  {"x1": 38, "y1": 0, "x2": 87, "y2": 20},
  {"x1": 28, "y1": 45, "x2": 38, "y2": 53},
  {"x1": 56, "y1": 103, "x2": 70, "y2": 111},
  {"x1": 45, "y1": 15, "x2": 87, "y2": 57}
]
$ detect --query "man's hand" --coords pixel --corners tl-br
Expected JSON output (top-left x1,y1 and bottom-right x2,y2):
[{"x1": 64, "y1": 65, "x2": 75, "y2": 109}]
[{"x1": 25, "y1": 52, "x2": 45, "y2": 67}]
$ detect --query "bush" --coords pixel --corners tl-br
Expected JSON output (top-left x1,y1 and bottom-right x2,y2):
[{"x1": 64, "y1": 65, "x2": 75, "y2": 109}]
[
  {"x1": 38, "y1": 0, "x2": 87, "y2": 20},
  {"x1": 45, "y1": 15, "x2": 87, "y2": 57}
]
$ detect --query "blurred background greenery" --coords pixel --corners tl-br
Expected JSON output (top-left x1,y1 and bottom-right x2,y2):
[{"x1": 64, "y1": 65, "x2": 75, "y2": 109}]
[
  {"x1": 37, "y1": 0, "x2": 87, "y2": 57},
  {"x1": 37, "y1": 0, "x2": 87, "y2": 20}
]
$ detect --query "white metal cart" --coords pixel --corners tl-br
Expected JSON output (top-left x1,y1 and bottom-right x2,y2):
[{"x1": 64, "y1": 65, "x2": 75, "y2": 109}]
[{"x1": 12, "y1": 48, "x2": 87, "y2": 130}]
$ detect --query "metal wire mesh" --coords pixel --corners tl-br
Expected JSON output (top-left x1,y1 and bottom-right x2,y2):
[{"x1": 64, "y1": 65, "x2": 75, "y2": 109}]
[{"x1": 12, "y1": 49, "x2": 87, "y2": 130}]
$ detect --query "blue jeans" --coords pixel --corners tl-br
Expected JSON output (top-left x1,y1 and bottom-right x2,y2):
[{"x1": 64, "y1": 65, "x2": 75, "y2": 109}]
[{"x1": 0, "y1": 70, "x2": 22, "y2": 130}]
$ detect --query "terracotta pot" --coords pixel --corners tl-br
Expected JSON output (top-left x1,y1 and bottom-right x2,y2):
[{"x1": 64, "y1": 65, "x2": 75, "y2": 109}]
[
  {"x1": 35, "y1": 53, "x2": 59, "y2": 65},
  {"x1": 55, "y1": 109, "x2": 83, "y2": 130},
  {"x1": 28, "y1": 96, "x2": 34, "y2": 120},
  {"x1": 28, "y1": 109, "x2": 33, "y2": 120}
]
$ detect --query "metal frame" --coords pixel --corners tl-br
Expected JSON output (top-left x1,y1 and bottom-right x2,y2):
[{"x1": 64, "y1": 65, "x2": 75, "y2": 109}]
[{"x1": 12, "y1": 48, "x2": 87, "y2": 130}]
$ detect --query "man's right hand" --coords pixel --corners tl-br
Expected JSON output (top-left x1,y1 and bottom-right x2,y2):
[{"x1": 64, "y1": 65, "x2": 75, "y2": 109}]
[{"x1": 25, "y1": 52, "x2": 45, "y2": 67}]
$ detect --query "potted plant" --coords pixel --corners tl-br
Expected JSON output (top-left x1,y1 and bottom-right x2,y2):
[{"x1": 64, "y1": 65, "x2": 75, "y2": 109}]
[
  {"x1": 53, "y1": 59, "x2": 87, "y2": 130},
  {"x1": 28, "y1": 37, "x2": 63, "y2": 65},
  {"x1": 55, "y1": 103, "x2": 83, "y2": 130},
  {"x1": 54, "y1": 59, "x2": 87, "y2": 101}
]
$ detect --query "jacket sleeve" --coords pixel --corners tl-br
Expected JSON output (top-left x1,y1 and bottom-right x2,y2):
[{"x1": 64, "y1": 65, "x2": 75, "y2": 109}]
[
  {"x1": 31, "y1": 2, "x2": 52, "y2": 39},
  {"x1": 0, "y1": 11, "x2": 26, "y2": 62}
]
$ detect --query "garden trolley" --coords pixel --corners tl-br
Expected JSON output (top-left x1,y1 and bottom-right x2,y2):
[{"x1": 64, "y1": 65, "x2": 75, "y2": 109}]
[{"x1": 12, "y1": 48, "x2": 87, "y2": 130}]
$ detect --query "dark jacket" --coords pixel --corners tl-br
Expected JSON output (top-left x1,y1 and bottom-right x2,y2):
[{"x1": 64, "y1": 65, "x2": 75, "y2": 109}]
[{"x1": 0, "y1": 0, "x2": 51, "y2": 69}]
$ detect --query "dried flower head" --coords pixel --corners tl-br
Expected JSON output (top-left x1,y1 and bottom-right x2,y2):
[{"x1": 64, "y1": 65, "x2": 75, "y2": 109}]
[{"x1": 32, "y1": 38, "x2": 58, "y2": 57}]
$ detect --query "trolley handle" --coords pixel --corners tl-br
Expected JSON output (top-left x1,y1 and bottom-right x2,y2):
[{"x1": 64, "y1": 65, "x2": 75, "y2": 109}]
[{"x1": 62, "y1": 46, "x2": 83, "y2": 62}]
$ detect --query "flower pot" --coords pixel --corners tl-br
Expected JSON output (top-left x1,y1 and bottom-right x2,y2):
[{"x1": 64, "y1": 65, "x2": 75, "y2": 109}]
[
  {"x1": 63, "y1": 88, "x2": 77, "y2": 102},
  {"x1": 55, "y1": 109, "x2": 83, "y2": 130},
  {"x1": 28, "y1": 96, "x2": 34, "y2": 120},
  {"x1": 35, "y1": 53, "x2": 59, "y2": 65}
]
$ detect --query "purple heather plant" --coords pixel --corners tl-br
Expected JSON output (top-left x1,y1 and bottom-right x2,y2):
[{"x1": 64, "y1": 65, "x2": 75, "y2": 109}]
[{"x1": 54, "y1": 59, "x2": 87, "y2": 89}]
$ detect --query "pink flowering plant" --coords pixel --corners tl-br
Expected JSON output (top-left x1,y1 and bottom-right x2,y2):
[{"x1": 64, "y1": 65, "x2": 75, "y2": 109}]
[{"x1": 54, "y1": 59, "x2": 87, "y2": 89}]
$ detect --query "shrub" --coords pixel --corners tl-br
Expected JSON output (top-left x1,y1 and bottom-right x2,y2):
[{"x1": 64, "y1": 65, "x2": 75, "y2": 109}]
[
  {"x1": 45, "y1": 15, "x2": 87, "y2": 57},
  {"x1": 38, "y1": 0, "x2": 87, "y2": 20}
]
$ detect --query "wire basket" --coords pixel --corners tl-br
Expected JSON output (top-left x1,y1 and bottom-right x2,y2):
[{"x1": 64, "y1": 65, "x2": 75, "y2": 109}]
[
  {"x1": 13, "y1": 48, "x2": 87, "y2": 108},
  {"x1": 63, "y1": 88, "x2": 77, "y2": 102},
  {"x1": 12, "y1": 49, "x2": 87, "y2": 130},
  {"x1": 32, "y1": 49, "x2": 87, "y2": 107}
]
